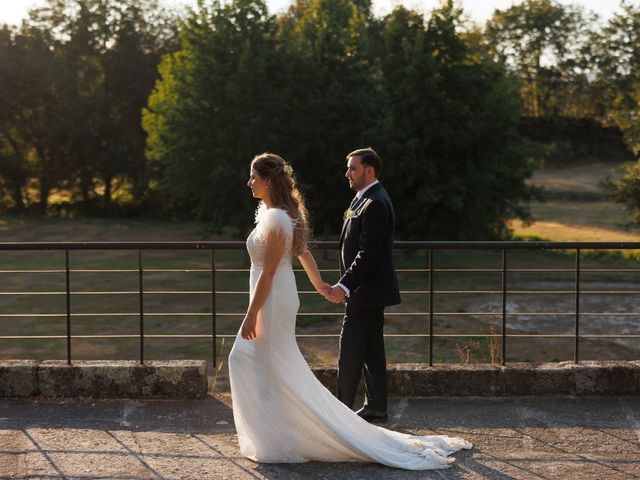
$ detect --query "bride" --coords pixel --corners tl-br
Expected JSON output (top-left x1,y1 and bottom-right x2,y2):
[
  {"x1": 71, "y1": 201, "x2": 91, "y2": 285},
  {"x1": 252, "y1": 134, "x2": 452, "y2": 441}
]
[{"x1": 228, "y1": 152, "x2": 471, "y2": 470}]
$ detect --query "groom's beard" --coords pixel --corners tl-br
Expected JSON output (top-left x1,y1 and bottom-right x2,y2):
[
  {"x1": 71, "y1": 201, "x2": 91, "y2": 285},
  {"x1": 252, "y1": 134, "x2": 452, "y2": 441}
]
[{"x1": 348, "y1": 175, "x2": 366, "y2": 191}]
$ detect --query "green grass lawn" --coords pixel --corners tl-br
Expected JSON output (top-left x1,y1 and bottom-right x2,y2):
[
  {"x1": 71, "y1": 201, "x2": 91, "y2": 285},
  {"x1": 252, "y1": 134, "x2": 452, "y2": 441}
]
[
  {"x1": 513, "y1": 161, "x2": 640, "y2": 244},
  {"x1": 2, "y1": 164, "x2": 640, "y2": 393}
]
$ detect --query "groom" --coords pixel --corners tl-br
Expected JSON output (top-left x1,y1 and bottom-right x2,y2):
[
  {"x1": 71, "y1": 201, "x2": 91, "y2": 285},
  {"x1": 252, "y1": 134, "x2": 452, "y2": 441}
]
[{"x1": 326, "y1": 147, "x2": 401, "y2": 423}]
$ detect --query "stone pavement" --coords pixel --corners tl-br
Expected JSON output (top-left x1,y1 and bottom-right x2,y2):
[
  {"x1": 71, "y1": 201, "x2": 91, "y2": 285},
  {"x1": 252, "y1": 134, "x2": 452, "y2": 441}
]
[{"x1": 1, "y1": 394, "x2": 639, "y2": 479}]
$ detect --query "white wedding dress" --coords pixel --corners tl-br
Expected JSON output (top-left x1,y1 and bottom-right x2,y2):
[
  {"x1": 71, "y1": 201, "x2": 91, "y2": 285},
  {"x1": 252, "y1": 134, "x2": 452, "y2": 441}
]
[{"x1": 228, "y1": 204, "x2": 471, "y2": 470}]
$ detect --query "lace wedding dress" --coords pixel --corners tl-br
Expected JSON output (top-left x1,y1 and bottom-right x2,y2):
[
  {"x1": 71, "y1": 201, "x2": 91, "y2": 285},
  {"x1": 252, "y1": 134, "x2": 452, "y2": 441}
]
[{"x1": 228, "y1": 204, "x2": 471, "y2": 470}]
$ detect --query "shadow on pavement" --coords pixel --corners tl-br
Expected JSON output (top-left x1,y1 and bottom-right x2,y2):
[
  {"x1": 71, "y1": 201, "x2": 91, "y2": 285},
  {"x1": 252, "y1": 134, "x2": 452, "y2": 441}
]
[{"x1": 0, "y1": 395, "x2": 639, "y2": 479}]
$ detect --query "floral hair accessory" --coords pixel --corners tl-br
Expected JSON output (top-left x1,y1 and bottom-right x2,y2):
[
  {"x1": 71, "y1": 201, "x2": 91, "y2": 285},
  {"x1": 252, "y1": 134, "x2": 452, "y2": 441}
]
[{"x1": 283, "y1": 163, "x2": 294, "y2": 176}]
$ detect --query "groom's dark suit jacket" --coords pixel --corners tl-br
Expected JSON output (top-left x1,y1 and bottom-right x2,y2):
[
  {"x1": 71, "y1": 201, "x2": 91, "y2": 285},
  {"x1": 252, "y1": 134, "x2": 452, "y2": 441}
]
[{"x1": 339, "y1": 182, "x2": 401, "y2": 308}]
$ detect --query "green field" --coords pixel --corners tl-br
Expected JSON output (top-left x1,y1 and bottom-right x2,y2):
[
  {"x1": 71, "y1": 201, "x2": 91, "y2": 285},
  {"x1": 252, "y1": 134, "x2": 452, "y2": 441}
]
[
  {"x1": 513, "y1": 161, "x2": 640, "y2": 243},
  {"x1": 2, "y1": 163, "x2": 640, "y2": 391}
]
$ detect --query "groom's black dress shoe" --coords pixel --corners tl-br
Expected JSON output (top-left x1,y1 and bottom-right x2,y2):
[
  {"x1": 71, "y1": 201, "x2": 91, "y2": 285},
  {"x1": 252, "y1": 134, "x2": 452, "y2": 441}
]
[{"x1": 356, "y1": 407, "x2": 388, "y2": 423}]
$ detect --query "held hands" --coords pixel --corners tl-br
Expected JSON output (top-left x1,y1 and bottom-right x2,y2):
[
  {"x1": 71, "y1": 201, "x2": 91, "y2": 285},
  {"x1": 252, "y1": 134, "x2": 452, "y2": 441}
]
[
  {"x1": 240, "y1": 312, "x2": 258, "y2": 340},
  {"x1": 325, "y1": 285, "x2": 346, "y2": 304},
  {"x1": 315, "y1": 281, "x2": 346, "y2": 304},
  {"x1": 316, "y1": 281, "x2": 332, "y2": 297}
]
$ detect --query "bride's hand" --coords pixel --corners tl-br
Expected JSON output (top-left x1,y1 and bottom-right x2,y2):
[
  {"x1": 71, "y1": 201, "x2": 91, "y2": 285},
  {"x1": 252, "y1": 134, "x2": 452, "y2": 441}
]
[
  {"x1": 240, "y1": 312, "x2": 258, "y2": 340},
  {"x1": 316, "y1": 281, "x2": 332, "y2": 297}
]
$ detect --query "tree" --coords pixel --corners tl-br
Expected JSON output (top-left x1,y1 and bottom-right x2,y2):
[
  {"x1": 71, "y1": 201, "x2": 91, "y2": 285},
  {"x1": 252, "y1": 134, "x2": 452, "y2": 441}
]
[
  {"x1": 273, "y1": 0, "x2": 379, "y2": 235},
  {"x1": 595, "y1": 3, "x2": 640, "y2": 212},
  {"x1": 591, "y1": 2, "x2": 640, "y2": 154},
  {"x1": 485, "y1": 0, "x2": 596, "y2": 118},
  {"x1": 24, "y1": 0, "x2": 178, "y2": 212},
  {"x1": 603, "y1": 160, "x2": 640, "y2": 223},
  {"x1": 144, "y1": 0, "x2": 283, "y2": 228},
  {"x1": 144, "y1": 0, "x2": 539, "y2": 239},
  {"x1": 0, "y1": 24, "x2": 73, "y2": 213},
  {"x1": 0, "y1": 26, "x2": 28, "y2": 210},
  {"x1": 377, "y1": 1, "x2": 540, "y2": 239},
  {"x1": 145, "y1": 0, "x2": 379, "y2": 233}
]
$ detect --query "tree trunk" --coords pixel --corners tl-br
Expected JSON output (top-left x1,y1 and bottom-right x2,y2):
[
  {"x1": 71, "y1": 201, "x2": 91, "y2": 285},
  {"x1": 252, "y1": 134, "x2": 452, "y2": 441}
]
[
  {"x1": 103, "y1": 175, "x2": 112, "y2": 210},
  {"x1": 10, "y1": 181, "x2": 25, "y2": 211},
  {"x1": 132, "y1": 172, "x2": 146, "y2": 201},
  {"x1": 38, "y1": 179, "x2": 50, "y2": 214},
  {"x1": 80, "y1": 175, "x2": 91, "y2": 204},
  {"x1": 3, "y1": 136, "x2": 28, "y2": 211},
  {"x1": 34, "y1": 144, "x2": 52, "y2": 214}
]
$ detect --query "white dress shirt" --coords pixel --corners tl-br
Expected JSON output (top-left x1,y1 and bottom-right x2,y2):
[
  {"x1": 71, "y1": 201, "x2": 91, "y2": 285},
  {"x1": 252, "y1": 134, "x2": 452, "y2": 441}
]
[{"x1": 354, "y1": 180, "x2": 379, "y2": 201}]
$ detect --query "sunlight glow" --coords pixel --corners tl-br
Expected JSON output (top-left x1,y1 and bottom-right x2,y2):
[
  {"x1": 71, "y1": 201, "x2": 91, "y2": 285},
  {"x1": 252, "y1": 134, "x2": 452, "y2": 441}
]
[{"x1": 0, "y1": 0, "x2": 627, "y2": 27}]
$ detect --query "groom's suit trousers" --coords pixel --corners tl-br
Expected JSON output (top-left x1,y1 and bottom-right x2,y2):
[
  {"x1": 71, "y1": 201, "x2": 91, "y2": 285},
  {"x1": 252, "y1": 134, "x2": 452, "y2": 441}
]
[{"x1": 337, "y1": 304, "x2": 387, "y2": 412}]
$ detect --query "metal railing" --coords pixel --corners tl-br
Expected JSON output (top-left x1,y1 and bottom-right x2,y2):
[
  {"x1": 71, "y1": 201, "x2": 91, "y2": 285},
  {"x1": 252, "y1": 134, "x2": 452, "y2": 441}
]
[{"x1": 1, "y1": 240, "x2": 640, "y2": 367}]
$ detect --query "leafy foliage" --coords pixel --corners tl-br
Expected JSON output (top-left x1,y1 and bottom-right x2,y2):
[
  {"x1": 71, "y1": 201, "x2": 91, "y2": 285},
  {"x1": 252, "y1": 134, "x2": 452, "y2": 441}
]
[
  {"x1": 0, "y1": 0, "x2": 177, "y2": 213},
  {"x1": 144, "y1": 0, "x2": 539, "y2": 239},
  {"x1": 592, "y1": 3, "x2": 640, "y2": 212},
  {"x1": 11, "y1": 0, "x2": 640, "y2": 240},
  {"x1": 145, "y1": 0, "x2": 283, "y2": 228},
  {"x1": 485, "y1": 0, "x2": 596, "y2": 118}
]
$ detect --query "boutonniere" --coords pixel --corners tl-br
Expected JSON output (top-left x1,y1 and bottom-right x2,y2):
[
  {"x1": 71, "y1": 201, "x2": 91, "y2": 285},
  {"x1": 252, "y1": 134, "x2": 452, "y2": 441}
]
[{"x1": 344, "y1": 209, "x2": 357, "y2": 220}]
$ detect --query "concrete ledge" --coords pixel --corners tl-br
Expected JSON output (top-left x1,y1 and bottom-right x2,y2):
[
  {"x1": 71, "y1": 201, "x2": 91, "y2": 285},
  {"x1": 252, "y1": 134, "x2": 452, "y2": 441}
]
[
  {"x1": 3, "y1": 360, "x2": 639, "y2": 398},
  {"x1": 0, "y1": 360, "x2": 207, "y2": 399},
  {"x1": 0, "y1": 360, "x2": 39, "y2": 396},
  {"x1": 312, "y1": 361, "x2": 640, "y2": 396}
]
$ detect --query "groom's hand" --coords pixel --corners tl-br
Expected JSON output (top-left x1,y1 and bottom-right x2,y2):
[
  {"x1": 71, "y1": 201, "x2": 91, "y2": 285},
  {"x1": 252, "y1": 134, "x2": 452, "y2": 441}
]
[{"x1": 326, "y1": 285, "x2": 346, "y2": 304}]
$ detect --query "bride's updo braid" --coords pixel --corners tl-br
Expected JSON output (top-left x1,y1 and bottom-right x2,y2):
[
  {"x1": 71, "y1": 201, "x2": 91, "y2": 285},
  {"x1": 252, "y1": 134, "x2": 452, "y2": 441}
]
[{"x1": 251, "y1": 153, "x2": 310, "y2": 255}]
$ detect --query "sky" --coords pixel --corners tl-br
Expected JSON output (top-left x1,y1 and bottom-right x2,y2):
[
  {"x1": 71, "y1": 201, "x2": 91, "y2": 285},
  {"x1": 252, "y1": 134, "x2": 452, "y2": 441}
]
[{"x1": 0, "y1": 0, "x2": 628, "y2": 26}]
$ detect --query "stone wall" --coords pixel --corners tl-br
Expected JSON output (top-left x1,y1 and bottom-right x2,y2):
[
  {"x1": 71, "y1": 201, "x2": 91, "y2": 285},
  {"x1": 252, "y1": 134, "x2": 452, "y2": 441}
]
[
  {"x1": 0, "y1": 360, "x2": 207, "y2": 399},
  {"x1": 312, "y1": 361, "x2": 640, "y2": 396},
  {"x1": 2, "y1": 360, "x2": 639, "y2": 398}
]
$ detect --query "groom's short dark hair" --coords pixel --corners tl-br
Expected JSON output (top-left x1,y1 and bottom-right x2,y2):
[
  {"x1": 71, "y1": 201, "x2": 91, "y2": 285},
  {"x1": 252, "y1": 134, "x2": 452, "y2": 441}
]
[{"x1": 347, "y1": 147, "x2": 381, "y2": 178}]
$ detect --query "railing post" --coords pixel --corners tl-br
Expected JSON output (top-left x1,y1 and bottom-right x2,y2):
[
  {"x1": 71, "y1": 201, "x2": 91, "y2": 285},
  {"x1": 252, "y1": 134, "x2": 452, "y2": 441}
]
[
  {"x1": 428, "y1": 248, "x2": 433, "y2": 367},
  {"x1": 211, "y1": 249, "x2": 217, "y2": 370},
  {"x1": 501, "y1": 248, "x2": 507, "y2": 366},
  {"x1": 65, "y1": 250, "x2": 71, "y2": 365},
  {"x1": 138, "y1": 249, "x2": 144, "y2": 365},
  {"x1": 575, "y1": 248, "x2": 580, "y2": 364}
]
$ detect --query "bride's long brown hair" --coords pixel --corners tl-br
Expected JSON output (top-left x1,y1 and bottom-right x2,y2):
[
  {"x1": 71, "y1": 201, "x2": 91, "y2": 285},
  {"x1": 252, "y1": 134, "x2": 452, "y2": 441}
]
[{"x1": 251, "y1": 153, "x2": 310, "y2": 255}]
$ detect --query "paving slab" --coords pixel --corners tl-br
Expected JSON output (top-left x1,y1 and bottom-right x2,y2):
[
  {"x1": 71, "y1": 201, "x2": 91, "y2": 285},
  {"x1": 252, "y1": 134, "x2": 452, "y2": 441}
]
[{"x1": 0, "y1": 395, "x2": 639, "y2": 479}]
